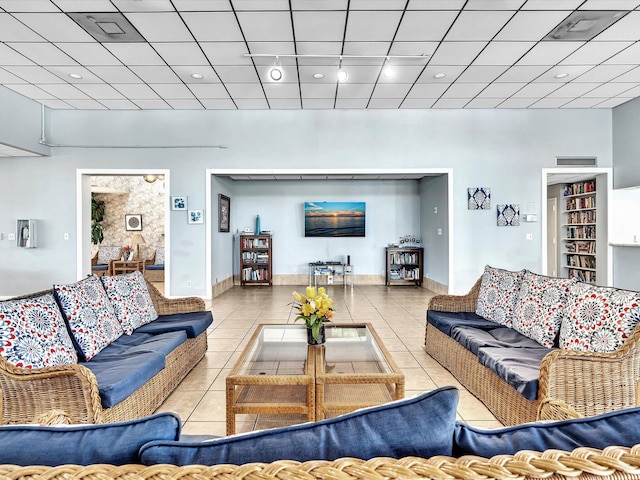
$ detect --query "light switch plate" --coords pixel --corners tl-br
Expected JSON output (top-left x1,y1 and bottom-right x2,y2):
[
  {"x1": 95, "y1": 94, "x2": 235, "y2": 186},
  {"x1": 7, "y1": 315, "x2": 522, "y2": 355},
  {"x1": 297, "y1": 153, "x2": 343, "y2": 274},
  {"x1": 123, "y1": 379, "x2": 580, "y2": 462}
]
[{"x1": 8, "y1": 233, "x2": 16, "y2": 241}]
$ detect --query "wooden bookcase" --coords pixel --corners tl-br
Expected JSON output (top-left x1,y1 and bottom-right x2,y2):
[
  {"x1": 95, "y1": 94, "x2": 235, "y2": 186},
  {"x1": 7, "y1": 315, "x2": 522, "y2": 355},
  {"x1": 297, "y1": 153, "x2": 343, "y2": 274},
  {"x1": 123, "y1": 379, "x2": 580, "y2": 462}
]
[
  {"x1": 240, "y1": 234, "x2": 272, "y2": 286},
  {"x1": 385, "y1": 247, "x2": 424, "y2": 286},
  {"x1": 562, "y1": 179, "x2": 597, "y2": 284}
]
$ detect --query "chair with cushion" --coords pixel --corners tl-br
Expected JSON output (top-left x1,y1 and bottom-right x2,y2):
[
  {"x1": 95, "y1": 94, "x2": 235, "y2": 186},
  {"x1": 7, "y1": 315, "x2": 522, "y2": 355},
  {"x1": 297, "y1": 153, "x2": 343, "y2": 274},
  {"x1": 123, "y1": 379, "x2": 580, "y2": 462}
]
[
  {"x1": 143, "y1": 248, "x2": 165, "y2": 282},
  {"x1": 91, "y1": 246, "x2": 123, "y2": 277}
]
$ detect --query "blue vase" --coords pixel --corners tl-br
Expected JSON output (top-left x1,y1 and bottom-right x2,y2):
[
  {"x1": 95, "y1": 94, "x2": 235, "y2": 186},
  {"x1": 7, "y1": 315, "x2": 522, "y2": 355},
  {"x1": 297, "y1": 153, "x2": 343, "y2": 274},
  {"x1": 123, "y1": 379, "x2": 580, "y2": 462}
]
[{"x1": 255, "y1": 215, "x2": 261, "y2": 234}]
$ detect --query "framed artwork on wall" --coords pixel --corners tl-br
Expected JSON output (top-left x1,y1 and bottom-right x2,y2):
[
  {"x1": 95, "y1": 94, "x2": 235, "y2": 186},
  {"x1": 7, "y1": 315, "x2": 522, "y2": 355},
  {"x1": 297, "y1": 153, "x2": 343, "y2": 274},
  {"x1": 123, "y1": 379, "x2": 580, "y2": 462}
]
[
  {"x1": 125, "y1": 214, "x2": 143, "y2": 231},
  {"x1": 218, "y1": 194, "x2": 230, "y2": 232},
  {"x1": 497, "y1": 204, "x2": 520, "y2": 226},
  {"x1": 188, "y1": 209, "x2": 204, "y2": 225},
  {"x1": 171, "y1": 196, "x2": 187, "y2": 211}
]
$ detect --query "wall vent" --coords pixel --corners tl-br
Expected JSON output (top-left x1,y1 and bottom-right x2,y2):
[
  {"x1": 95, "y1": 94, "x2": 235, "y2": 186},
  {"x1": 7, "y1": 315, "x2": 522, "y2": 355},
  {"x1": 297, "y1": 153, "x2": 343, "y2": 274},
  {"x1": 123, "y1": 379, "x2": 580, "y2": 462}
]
[{"x1": 555, "y1": 157, "x2": 598, "y2": 167}]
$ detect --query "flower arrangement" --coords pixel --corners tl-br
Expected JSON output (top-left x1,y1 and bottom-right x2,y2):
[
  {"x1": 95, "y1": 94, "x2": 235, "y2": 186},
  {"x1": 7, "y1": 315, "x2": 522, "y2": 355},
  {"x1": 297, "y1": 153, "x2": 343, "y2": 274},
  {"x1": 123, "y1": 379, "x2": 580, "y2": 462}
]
[
  {"x1": 121, "y1": 245, "x2": 132, "y2": 260},
  {"x1": 291, "y1": 286, "x2": 335, "y2": 341}
]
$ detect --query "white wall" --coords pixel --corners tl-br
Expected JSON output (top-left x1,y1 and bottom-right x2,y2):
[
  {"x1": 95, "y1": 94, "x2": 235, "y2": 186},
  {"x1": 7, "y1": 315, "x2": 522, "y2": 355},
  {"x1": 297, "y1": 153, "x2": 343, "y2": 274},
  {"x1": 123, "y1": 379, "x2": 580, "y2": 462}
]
[{"x1": 0, "y1": 96, "x2": 614, "y2": 296}]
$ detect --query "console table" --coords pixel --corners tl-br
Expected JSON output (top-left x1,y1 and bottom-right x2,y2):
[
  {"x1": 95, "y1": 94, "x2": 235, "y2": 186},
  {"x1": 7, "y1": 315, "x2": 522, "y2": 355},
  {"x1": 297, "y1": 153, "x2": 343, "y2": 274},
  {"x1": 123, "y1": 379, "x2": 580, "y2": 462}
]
[
  {"x1": 308, "y1": 262, "x2": 354, "y2": 287},
  {"x1": 112, "y1": 260, "x2": 144, "y2": 276}
]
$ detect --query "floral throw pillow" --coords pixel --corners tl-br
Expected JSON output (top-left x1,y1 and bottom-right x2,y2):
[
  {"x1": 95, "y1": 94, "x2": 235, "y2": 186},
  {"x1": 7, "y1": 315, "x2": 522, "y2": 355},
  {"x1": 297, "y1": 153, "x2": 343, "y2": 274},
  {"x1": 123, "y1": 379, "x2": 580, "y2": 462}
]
[
  {"x1": 0, "y1": 293, "x2": 77, "y2": 369},
  {"x1": 560, "y1": 282, "x2": 640, "y2": 353},
  {"x1": 155, "y1": 248, "x2": 165, "y2": 266},
  {"x1": 101, "y1": 271, "x2": 158, "y2": 335},
  {"x1": 513, "y1": 272, "x2": 576, "y2": 348},
  {"x1": 475, "y1": 266, "x2": 525, "y2": 327},
  {"x1": 54, "y1": 275, "x2": 123, "y2": 361},
  {"x1": 97, "y1": 246, "x2": 122, "y2": 265}
]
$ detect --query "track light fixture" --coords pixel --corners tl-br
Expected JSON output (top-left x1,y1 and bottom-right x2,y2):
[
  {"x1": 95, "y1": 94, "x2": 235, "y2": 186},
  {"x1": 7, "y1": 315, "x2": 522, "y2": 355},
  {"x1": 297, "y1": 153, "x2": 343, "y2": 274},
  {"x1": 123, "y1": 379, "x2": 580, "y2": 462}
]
[
  {"x1": 337, "y1": 57, "x2": 348, "y2": 83},
  {"x1": 269, "y1": 56, "x2": 283, "y2": 81}
]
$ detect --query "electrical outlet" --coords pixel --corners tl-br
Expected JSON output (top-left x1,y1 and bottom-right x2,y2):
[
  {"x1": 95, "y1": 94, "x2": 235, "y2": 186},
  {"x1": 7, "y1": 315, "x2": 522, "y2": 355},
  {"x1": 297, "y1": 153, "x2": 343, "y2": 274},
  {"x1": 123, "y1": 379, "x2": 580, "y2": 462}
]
[
  {"x1": 8, "y1": 233, "x2": 15, "y2": 241},
  {"x1": 526, "y1": 233, "x2": 533, "y2": 240},
  {"x1": 187, "y1": 280, "x2": 192, "y2": 287},
  {"x1": 0, "y1": 233, "x2": 3, "y2": 240},
  {"x1": 63, "y1": 233, "x2": 69, "y2": 240},
  {"x1": 437, "y1": 228, "x2": 442, "y2": 235}
]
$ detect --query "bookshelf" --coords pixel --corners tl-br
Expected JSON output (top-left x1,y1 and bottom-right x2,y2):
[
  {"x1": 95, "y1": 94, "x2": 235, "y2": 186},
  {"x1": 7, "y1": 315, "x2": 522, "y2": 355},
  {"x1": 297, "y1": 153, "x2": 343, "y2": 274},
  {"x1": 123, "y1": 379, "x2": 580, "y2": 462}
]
[
  {"x1": 562, "y1": 179, "x2": 597, "y2": 284},
  {"x1": 240, "y1": 234, "x2": 272, "y2": 286},
  {"x1": 385, "y1": 247, "x2": 424, "y2": 286}
]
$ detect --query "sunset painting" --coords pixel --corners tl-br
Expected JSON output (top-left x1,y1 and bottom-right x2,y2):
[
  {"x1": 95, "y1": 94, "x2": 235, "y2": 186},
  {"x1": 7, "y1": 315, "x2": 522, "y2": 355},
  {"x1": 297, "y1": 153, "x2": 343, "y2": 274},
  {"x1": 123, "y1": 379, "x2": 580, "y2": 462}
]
[{"x1": 304, "y1": 202, "x2": 366, "y2": 237}]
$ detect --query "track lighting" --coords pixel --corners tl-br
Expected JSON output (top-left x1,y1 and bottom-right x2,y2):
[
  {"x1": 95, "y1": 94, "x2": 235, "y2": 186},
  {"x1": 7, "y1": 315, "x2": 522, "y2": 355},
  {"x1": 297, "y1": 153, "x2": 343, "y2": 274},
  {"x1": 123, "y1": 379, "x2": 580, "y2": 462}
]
[
  {"x1": 270, "y1": 56, "x2": 283, "y2": 81},
  {"x1": 338, "y1": 57, "x2": 348, "y2": 83}
]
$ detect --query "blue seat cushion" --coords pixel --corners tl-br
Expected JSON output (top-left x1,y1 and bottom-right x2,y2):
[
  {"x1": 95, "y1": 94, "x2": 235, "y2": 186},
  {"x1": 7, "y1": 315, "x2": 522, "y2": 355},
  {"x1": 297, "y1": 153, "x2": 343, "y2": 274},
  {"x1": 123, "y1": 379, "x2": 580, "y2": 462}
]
[
  {"x1": 0, "y1": 412, "x2": 181, "y2": 466},
  {"x1": 139, "y1": 387, "x2": 459, "y2": 466},
  {"x1": 145, "y1": 264, "x2": 164, "y2": 270},
  {"x1": 427, "y1": 310, "x2": 497, "y2": 336},
  {"x1": 81, "y1": 331, "x2": 187, "y2": 408},
  {"x1": 477, "y1": 347, "x2": 553, "y2": 400},
  {"x1": 91, "y1": 264, "x2": 109, "y2": 271},
  {"x1": 135, "y1": 311, "x2": 213, "y2": 338},
  {"x1": 453, "y1": 406, "x2": 640, "y2": 457},
  {"x1": 451, "y1": 326, "x2": 548, "y2": 356}
]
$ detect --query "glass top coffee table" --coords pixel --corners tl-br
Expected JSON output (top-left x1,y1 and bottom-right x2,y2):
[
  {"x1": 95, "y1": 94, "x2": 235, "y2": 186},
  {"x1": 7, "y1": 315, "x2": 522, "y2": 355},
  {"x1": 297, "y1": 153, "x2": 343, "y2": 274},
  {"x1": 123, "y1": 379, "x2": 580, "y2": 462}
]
[{"x1": 226, "y1": 323, "x2": 404, "y2": 435}]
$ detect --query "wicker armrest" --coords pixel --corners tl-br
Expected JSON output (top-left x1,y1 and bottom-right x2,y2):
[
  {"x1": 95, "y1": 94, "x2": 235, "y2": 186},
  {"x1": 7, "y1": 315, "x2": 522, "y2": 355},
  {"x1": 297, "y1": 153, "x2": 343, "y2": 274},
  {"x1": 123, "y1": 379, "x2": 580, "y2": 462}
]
[
  {"x1": 538, "y1": 397, "x2": 583, "y2": 421},
  {"x1": 144, "y1": 279, "x2": 205, "y2": 315},
  {"x1": 427, "y1": 276, "x2": 482, "y2": 313},
  {"x1": 144, "y1": 250, "x2": 156, "y2": 267},
  {"x1": 0, "y1": 358, "x2": 103, "y2": 425}
]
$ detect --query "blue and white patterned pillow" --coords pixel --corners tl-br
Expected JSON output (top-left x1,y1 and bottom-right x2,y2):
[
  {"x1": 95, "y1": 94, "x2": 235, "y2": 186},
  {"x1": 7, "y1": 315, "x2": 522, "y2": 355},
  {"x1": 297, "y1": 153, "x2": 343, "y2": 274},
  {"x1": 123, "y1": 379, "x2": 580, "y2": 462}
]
[
  {"x1": 53, "y1": 275, "x2": 123, "y2": 361},
  {"x1": 560, "y1": 282, "x2": 640, "y2": 353},
  {"x1": 154, "y1": 248, "x2": 165, "y2": 266},
  {"x1": 475, "y1": 265, "x2": 525, "y2": 327},
  {"x1": 97, "y1": 246, "x2": 122, "y2": 265},
  {"x1": 101, "y1": 271, "x2": 158, "y2": 335},
  {"x1": 0, "y1": 293, "x2": 77, "y2": 369}
]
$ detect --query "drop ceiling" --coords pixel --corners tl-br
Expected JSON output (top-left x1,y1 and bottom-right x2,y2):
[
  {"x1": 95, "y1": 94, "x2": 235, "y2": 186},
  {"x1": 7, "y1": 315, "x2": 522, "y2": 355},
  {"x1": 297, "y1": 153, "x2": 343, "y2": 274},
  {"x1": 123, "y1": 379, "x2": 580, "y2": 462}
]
[{"x1": 0, "y1": 0, "x2": 639, "y2": 113}]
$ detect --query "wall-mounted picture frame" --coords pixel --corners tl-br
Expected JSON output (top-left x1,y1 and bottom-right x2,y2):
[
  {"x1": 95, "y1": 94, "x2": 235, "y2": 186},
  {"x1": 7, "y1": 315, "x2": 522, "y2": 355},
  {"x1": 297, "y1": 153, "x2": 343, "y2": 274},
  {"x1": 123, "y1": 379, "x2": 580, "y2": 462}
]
[
  {"x1": 188, "y1": 209, "x2": 204, "y2": 225},
  {"x1": 171, "y1": 196, "x2": 187, "y2": 211},
  {"x1": 468, "y1": 187, "x2": 491, "y2": 210},
  {"x1": 218, "y1": 194, "x2": 230, "y2": 232},
  {"x1": 125, "y1": 214, "x2": 143, "y2": 231}
]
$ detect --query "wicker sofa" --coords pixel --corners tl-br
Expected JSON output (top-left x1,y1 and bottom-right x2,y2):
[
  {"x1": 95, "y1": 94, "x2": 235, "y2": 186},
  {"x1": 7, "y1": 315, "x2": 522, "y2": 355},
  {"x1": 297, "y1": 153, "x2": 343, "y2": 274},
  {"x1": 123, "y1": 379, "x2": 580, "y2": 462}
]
[
  {"x1": 0, "y1": 276, "x2": 211, "y2": 425},
  {"x1": 425, "y1": 267, "x2": 640, "y2": 426}
]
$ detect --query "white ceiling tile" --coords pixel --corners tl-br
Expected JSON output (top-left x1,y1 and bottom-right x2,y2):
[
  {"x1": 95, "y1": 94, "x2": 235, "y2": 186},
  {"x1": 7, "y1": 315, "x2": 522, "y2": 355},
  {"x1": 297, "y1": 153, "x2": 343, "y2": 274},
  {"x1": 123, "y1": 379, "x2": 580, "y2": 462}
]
[
  {"x1": 152, "y1": 43, "x2": 210, "y2": 66},
  {"x1": 495, "y1": 11, "x2": 570, "y2": 41},
  {"x1": 616, "y1": 85, "x2": 640, "y2": 96},
  {"x1": 561, "y1": 97, "x2": 606, "y2": 108},
  {"x1": 38, "y1": 83, "x2": 90, "y2": 99},
  {"x1": 0, "y1": 67, "x2": 27, "y2": 82},
  {"x1": 201, "y1": 42, "x2": 251, "y2": 66},
  {"x1": 345, "y1": 11, "x2": 404, "y2": 42},
  {"x1": 371, "y1": 83, "x2": 412, "y2": 98},
  {"x1": 188, "y1": 83, "x2": 231, "y2": 98},
  {"x1": 445, "y1": 11, "x2": 515, "y2": 41},
  {"x1": 201, "y1": 98, "x2": 237, "y2": 109},
  {"x1": 237, "y1": 11, "x2": 293, "y2": 42},
  {"x1": 293, "y1": 41, "x2": 340, "y2": 56},
  {"x1": 173, "y1": 65, "x2": 221, "y2": 83},
  {"x1": 301, "y1": 98, "x2": 334, "y2": 108},
  {"x1": 298, "y1": 65, "x2": 340, "y2": 82},
  {"x1": 442, "y1": 82, "x2": 487, "y2": 97},
  {"x1": 291, "y1": 0, "x2": 348, "y2": 10},
  {"x1": 399, "y1": 98, "x2": 437, "y2": 108},
  {"x1": 512, "y1": 82, "x2": 561, "y2": 97},
  {"x1": 5, "y1": 42, "x2": 75, "y2": 66},
  {"x1": 149, "y1": 83, "x2": 196, "y2": 99},
  {"x1": 55, "y1": 43, "x2": 122, "y2": 66},
  {"x1": 113, "y1": 83, "x2": 162, "y2": 99},
  {"x1": 388, "y1": 42, "x2": 438, "y2": 58},
  {"x1": 3, "y1": 65, "x2": 65, "y2": 82},
  {"x1": 405, "y1": 83, "x2": 450, "y2": 98},
  {"x1": 268, "y1": 98, "x2": 302, "y2": 109},
  {"x1": 429, "y1": 42, "x2": 487, "y2": 66},
  {"x1": 534, "y1": 65, "x2": 592, "y2": 82},
  {"x1": 573, "y1": 64, "x2": 635, "y2": 82},
  {"x1": 263, "y1": 83, "x2": 301, "y2": 98},
  {"x1": 367, "y1": 98, "x2": 402, "y2": 108},
  {"x1": 595, "y1": 97, "x2": 634, "y2": 107},
  {"x1": 45, "y1": 65, "x2": 104, "y2": 83},
  {"x1": 129, "y1": 65, "x2": 182, "y2": 83},
  {"x1": 233, "y1": 0, "x2": 290, "y2": 10},
  {"x1": 301, "y1": 83, "x2": 337, "y2": 98},
  {"x1": 432, "y1": 98, "x2": 469, "y2": 108},
  {"x1": 561, "y1": 42, "x2": 634, "y2": 65},
  {"x1": 165, "y1": 99, "x2": 204, "y2": 109},
  {"x1": 37, "y1": 99, "x2": 74, "y2": 109},
  {"x1": 604, "y1": 42, "x2": 640, "y2": 64},
  {"x1": 407, "y1": 0, "x2": 465, "y2": 9},
  {"x1": 215, "y1": 66, "x2": 260, "y2": 83},
  {"x1": 547, "y1": 82, "x2": 599, "y2": 97},
  {"x1": 53, "y1": 1, "x2": 117, "y2": 11},
  {"x1": 126, "y1": 12, "x2": 194, "y2": 42},
  {"x1": 583, "y1": 82, "x2": 637, "y2": 96},
  {"x1": 4, "y1": 83, "x2": 56, "y2": 98},
  {"x1": 336, "y1": 83, "x2": 375, "y2": 98},
  {"x1": 293, "y1": 11, "x2": 345, "y2": 42},
  {"x1": 473, "y1": 42, "x2": 535, "y2": 65},
  {"x1": 581, "y1": 0, "x2": 640, "y2": 8},
  {"x1": 530, "y1": 97, "x2": 571, "y2": 108},
  {"x1": 395, "y1": 11, "x2": 458, "y2": 42},
  {"x1": 378, "y1": 65, "x2": 425, "y2": 83},
  {"x1": 225, "y1": 83, "x2": 266, "y2": 98},
  {"x1": 350, "y1": 0, "x2": 407, "y2": 10},
  {"x1": 497, "y1": 97, "x2": 536, "y2": 107},
  {"x1": 464, "y1": 0, "x2": 525, "y2": 9},
  {"x1": 0, "y1": 1, "x2": 60, "y2": 12},
  {"x1": 517, "y1": 41, "x2": 584, "y2": 65},
  {"x1": 236, "y1": 98, "x2": 270, "y2": 108},
  {"x1": 456, "y1": 65, "x2": 509, "y2": 82},
  {"x1": 104, "y1": 43, "x2": 165, "y2": 65},
  {"x1": 593, "y1": 11, "x2": 640, "y2": 41},
  {"x1": 88, "y1": 66, "x2": 143, "y2": 83},
  {"x1": 173, "y1": 1, "x2": 231, "y2": 12},
  {"x1": 131, "y1": 99, "x2": 171, "y2": 108},
  {"x1": 75, "y1": 83, "x2": 126, "y2": 99},
  {"x1": 112, "y1": 0, "x2": 175, "y2": 12},
  {"x1": 465, "y1": 98, "x2": 503, "y2": 108},
  {"x1": 476, "y1": 82, "x2": 525, "y2": 97},
  {"x1": 0, "y1": 44, "x2": 34, "y2": 65},
  {"x1": 609, "y1": 65, "x2": 640, "y2": 82},
  {"x1": 182, "y1": 12, "x2": 244, "y2": 41},
  {"x1": 342, "y1": 42, "x2": 390, "y2": 57},
  {"x1": 14, "y1": 13, "x2": 95, "y2": 42},
  {"x1": 520, "y1": 1, "x2": 583, "y2": 10},
  {"x1": 0, "y1": 13, "x2": 46, "y2": 41},
  {"x1": 98, "y1": 99, "x2": 139, "y2": 109},
  {"x1": 416, "y1": 65, "x2": 466, "y2": 82}
]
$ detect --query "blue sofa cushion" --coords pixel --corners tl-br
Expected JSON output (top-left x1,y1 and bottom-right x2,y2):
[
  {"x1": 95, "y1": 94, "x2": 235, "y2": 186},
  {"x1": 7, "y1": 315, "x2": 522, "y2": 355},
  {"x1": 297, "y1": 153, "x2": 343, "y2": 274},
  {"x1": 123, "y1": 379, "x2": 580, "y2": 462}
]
[
  {"x1": 91, "y1": 264, "x2": 109, "y2": 271},
  {"x1": 0, "y1": 412, "x2": 181, "y2": 466},
  {"x1": 81, "y1": 331, "x2": 187, "y2": 408},
  {"x1": 135, "y1": 310, "x2": 213, "y2": 338},
  {"x1": 453, "y1": 406, "x2": 640, "y2": 457},
  {"x1": 427, "y1": 310, "x2": 497, "y2": 336},
  {"x1": 451, "y1": 326, "x2": 548, "y2": 356},
  {"x1": 146, "y1": 264, "x2": 164, "y2": 270},
  {"x1": 139, "y1": 387, "x2": 459, "y2": 466},
  {"x1": 477, "y1": 347, "x2": 552, "y2": 400}
]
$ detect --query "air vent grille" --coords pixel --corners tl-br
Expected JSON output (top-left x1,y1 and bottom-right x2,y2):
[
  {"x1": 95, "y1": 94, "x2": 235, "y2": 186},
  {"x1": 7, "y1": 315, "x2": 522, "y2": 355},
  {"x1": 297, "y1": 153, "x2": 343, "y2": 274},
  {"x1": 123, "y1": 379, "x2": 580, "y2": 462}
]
[
  {"x1": 556, "y1": 157, "x2": 598, "y2": 167},
  {"x1": 67, "y1": 13, "x2": 145, "y2": 43}
]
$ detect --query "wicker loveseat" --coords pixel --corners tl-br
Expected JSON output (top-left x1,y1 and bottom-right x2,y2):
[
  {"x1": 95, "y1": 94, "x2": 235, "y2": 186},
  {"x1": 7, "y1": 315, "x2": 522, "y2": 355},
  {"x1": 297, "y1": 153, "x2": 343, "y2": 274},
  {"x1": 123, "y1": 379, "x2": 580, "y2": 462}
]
[
  {"x1": 0, "y1": 275, "x2": 211, "y2": 425},
  {"x1": 425, "y1": 266, "x2": 640, "y2": 426}
]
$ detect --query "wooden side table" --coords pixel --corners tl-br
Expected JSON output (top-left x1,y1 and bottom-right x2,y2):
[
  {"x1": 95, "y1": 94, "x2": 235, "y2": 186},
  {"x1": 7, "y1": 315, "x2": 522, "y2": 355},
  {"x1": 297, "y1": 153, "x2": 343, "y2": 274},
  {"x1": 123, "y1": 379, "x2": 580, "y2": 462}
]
[{"x1": 111, "y1": 260, "x2": 144, "y2": 275}]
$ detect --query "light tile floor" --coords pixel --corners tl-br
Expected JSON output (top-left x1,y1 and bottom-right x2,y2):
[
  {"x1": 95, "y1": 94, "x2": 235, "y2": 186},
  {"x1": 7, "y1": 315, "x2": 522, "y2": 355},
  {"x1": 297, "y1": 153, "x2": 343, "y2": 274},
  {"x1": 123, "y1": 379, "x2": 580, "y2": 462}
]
[{"x1": 155, "y1": 284, "x2": 502, "y2": 436}]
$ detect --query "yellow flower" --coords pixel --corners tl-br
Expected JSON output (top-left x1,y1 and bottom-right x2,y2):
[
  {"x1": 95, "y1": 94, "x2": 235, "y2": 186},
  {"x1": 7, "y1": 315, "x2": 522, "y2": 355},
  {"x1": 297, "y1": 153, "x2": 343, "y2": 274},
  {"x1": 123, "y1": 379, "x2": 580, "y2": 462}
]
[
  {"x1": 301, "y1": 303, "x2": 315, "y2": 316},
  {"x1": 305, "y1": 286, "x2": 316, "y2": 298},
  {"x1": 292, "y1": 291, "x2": 304, "y2": 303}
]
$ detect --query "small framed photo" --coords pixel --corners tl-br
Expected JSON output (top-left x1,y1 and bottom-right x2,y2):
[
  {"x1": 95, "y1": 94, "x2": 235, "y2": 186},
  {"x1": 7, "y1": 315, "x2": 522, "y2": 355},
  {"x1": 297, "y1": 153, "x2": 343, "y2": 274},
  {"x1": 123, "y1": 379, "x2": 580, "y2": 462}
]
[
  {"x1": 125, "y1": 214, "x2": 142, "y2": 231},
  {"x1": 218, "y1": 194, "x2": 230, "y2": 232},
  {"x1": 171, "y1": 196, "x2": 187, "y2": 211},
  {"x1": 188, "y1": 209, "x2": 204, "y2": 225}
]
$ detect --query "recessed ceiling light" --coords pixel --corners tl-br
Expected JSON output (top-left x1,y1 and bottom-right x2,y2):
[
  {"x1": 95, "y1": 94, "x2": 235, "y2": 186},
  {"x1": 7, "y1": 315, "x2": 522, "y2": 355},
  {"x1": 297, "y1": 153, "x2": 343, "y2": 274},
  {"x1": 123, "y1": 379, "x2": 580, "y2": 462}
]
[
  {"x1": 433, "y1": 73, "x2": 446, "y2": 79},
  {"x1": 313, "y1": 73, "x2": 324, "y2": 79},
  {"x1": 191, "y1": 73, "x2": 203, "y2": 79},
  {"x1": 383, "y1": 66, "x2": 394, "y2": 78},
  {"x1": 338, "y1": 69, "x2": 348, "y2": 83},
  {"x1": 69, "y1": 73, "x2": 83, "y2": 79},
  {"x1": 555, "y1": 73, "x2": 570, "y2": 79}
]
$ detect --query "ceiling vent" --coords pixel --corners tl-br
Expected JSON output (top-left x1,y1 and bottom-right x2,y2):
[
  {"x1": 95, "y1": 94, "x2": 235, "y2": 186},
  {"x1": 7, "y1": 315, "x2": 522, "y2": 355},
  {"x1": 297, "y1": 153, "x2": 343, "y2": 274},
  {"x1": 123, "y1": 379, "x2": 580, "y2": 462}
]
[
  {"x1": 555, "y1": 157, "x2": 598, "y2": 167},
  {"x1": 544, "y1": 11, "x2": 627, "y2": 41},
  {"x1": 67, "y1": 13, "x2": 145, "y2": 43}
]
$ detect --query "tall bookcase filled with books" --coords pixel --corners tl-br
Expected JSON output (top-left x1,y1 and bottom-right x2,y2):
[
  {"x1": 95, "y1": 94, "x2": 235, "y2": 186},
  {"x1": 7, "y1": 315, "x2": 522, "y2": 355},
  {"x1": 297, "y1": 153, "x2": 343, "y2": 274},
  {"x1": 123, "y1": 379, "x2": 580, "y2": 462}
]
[
  {"x1": 240, "y1": 234, "x2": 272, "y2": 286},
  {"x1": 385, "y1": 247, "x2": 424, "y2": 286},
  {"x1": 562, "y1": 179, "x2": 597, "y2": 284}
]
